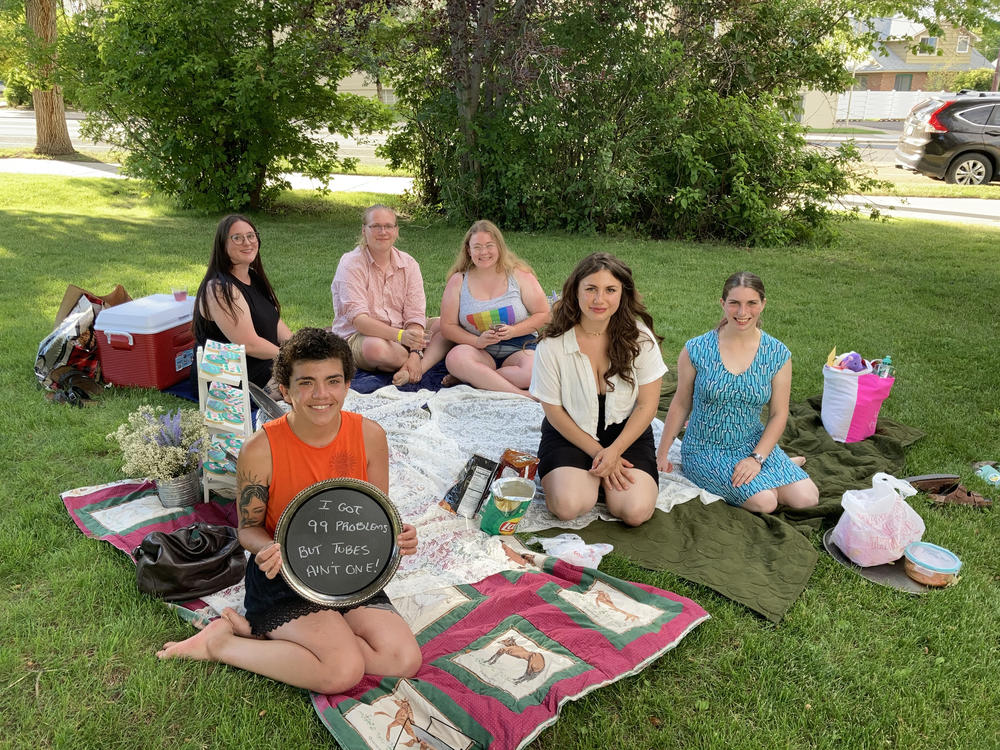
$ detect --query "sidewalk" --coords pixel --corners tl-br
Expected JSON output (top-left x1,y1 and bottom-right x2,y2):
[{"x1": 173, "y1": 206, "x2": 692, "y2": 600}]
[
  {"x1": 839, "y1": 194, "x2": 1000, "y2": 226},
  {"x1": 3, "y1": 156, "x2": 998, "y2": 225},
  {"x1": 0, "y1": 157, "x2": 413, "y2": 194}
]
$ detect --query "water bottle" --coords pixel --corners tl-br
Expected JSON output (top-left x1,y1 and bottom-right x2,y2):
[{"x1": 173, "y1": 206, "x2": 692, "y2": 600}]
[
  {"x1": 975, "y1": 464, "x2": 1000, "y2": 486},
  {"x1": 876, "y1": 355, "x2": 894, "y2": 378}
]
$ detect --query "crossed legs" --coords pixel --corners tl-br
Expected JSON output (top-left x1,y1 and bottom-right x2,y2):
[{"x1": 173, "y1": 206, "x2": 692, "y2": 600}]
[
  {"x1": 357, "y1": 318, "x2": 451, "y2": 386},
  {"x1": 445, "y1": 347, "x2": 534, "y2": 397},
  {"x1": 157, "y1": 606, "x2": 420, "y2": 694}
]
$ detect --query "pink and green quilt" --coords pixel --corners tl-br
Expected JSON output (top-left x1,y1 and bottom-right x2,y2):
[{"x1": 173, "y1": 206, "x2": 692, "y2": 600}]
[{"x1": 63, "y1": 480, "x2": 709, "y2": 749}]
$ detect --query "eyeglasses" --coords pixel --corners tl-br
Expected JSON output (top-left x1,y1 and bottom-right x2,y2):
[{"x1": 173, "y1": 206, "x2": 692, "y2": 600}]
[
  {"x1": 367, "y1": 223, "x2": 397, "y2": 232},
  {"x1": 229, "y1": 232, "x2": 260, "y2": 245}
]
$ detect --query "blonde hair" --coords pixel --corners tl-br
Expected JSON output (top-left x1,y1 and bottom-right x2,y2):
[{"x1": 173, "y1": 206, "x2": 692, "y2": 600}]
[
  {"x1": 446, "y1": 220, "x2": 532, "y2": 279},
  {"x1": 358, "y1": 204, "x2": 398, "y2": 252}
]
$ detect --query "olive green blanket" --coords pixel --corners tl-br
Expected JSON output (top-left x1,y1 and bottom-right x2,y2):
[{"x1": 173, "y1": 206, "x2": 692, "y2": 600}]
[{"x1": 558, "y1": 393, "x2": 924, "y2": 624}]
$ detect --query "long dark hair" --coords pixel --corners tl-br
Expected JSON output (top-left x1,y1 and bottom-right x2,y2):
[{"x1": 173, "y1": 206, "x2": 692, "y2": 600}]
[
  {"x1": 193, "y1": 214, "x2": 280, "y2": 330},
  {"x1": 717, "y1": 271, "x2": 765, "y2": 330},
  {"x1": 540, "y1": 253, "x2": 661, "y2": 390}
]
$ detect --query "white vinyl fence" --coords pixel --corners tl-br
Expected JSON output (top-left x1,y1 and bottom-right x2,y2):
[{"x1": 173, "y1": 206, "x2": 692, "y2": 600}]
[{"x1": 836, "y1": 90, "x2": 954, "y2": 120}]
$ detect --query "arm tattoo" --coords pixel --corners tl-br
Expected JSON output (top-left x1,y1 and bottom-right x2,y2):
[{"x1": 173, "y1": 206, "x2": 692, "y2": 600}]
[{"x1": 237, "y1": 469, "x2": 269, "y2": 529}]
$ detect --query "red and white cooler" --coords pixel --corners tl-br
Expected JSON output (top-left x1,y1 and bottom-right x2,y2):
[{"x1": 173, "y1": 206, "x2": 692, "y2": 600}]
[{"x1": 95, "y1": 294, "x2": 196, "y2": 388}]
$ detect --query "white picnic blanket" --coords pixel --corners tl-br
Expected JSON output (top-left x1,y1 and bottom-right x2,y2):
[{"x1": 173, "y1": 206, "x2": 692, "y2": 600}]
[{"x1": 341, "y1": 385, "x2": 722, "y2": 600}]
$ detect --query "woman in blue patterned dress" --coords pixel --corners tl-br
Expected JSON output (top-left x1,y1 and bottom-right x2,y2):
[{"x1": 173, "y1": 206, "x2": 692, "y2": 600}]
[{"x1": 656, "y1": 272, "x2": 818, "y2": 513}]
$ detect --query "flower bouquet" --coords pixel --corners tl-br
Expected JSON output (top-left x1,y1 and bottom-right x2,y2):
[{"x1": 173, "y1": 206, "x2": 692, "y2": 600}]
[{"x1": 108, "y1": 406, "x2": 208, "y2": 506}]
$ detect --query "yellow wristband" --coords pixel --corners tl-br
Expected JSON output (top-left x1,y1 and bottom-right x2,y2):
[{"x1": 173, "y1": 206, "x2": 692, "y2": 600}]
[{"x1": 396, "y1": 328, "x2": 404, "y2": 343}]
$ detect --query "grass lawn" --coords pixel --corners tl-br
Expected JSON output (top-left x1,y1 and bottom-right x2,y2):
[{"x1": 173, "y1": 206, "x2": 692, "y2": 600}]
[
  {"x1": 862, "y1": 164, "x2": 1000, "y2": 199},
  {"x1": 1, "y1": 175, "x2": 998, "y2": 749},
  {"x1": 0, "y1": 149, "x2": 412, "y2": 178}
]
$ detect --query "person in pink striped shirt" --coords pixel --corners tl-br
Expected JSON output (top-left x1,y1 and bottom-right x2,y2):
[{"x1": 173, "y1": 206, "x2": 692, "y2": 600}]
[{"x1": 331, "y1": 205, "x2": 450, "y2": 386}]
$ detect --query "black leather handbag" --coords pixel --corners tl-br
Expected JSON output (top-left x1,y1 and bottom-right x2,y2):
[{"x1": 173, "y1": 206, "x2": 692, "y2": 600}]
[{"x1": 133, "y1": 523, "x2": 247, "y2": 601}]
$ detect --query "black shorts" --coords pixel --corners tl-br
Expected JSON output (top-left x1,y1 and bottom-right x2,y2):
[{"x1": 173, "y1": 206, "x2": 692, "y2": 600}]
[
  {"x1": 536, "y1": 416, "x2": 659, "y2": 485},
  {"x1": 243, "y1": 557, "x2": 397, "y2": 636}
]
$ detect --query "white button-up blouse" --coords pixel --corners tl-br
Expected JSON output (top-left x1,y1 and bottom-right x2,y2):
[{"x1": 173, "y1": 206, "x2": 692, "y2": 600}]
[{"x1": 529, "y1": 323, "x2": 667, "y2": 440}]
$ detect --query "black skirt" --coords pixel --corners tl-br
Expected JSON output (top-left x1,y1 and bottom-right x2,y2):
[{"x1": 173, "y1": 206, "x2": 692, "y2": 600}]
[
  {"x1": 536, "y1": 395, "x2": 658, "y2": 484},
  {"x1": 243, "y1": 557, "x2": 394, "y2": 636}
]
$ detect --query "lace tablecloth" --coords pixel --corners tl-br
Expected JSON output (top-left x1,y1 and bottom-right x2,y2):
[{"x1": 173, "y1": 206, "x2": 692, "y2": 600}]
[{"x1": 343, "y1": 385, "x2": 721, "y2": 599}]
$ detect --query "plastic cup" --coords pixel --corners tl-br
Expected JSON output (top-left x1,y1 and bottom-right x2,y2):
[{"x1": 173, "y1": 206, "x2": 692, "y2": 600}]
[{"x1": 172, "y1": 287, "x2": 188, "y2": 301}]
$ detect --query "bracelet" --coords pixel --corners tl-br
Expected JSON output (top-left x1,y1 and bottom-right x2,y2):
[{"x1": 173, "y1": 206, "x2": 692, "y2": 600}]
[
  {"x1": 396, "y1": 328, "x2": 404, "y2": 343},
  {"x1": 751, "y1": 452, "x2": 767, "y2": 465}
]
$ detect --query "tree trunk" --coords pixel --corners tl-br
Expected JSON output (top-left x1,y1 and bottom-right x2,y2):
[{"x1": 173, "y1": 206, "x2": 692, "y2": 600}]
[{"x1": 25, "y1": 0, "x2": 76, "y2": 155}]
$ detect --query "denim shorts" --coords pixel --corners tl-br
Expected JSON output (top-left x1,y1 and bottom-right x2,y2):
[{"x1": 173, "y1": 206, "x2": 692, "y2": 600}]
[{"x1": 484, "y1": 334, "x2": 537, "y2": 368}]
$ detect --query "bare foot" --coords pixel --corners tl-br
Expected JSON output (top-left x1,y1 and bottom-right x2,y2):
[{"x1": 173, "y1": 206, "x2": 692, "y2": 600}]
[
  {"x1": 791, "y1": 456, "x2": 806, "y2": 467},
  {"x1": 392, "y1": 367, "x2": 410, "y2": 387},
  {"x1": 157, "y1": 617, "x2": 233, "y2": 661},
  {"x1": 219, "y1": 607, "x2": 254, "y2": 637}
]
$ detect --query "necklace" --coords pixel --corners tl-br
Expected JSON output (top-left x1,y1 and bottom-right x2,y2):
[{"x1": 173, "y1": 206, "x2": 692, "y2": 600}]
[{"x1": 577, "y1": 325, "x2": 606, "y2": 337}]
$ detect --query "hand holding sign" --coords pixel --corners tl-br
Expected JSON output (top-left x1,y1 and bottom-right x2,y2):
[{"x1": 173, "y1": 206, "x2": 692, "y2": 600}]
[
  {"x1": 274, "y1": 477, "x2": 404, "y2": 607},
  {"x1": 257, "y1": 542, "x2": 283, "y2": 579}
]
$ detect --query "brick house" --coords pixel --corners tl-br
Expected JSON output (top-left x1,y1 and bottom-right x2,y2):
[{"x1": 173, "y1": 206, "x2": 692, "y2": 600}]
[{"x1": 853, "y1": 17, "x2": 991, "y2": 91}]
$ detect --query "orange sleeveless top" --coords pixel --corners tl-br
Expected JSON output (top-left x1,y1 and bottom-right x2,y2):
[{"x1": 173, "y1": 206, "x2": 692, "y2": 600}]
[{"x1": 262, "y1": 411, "x2": 368, "y2": 535}]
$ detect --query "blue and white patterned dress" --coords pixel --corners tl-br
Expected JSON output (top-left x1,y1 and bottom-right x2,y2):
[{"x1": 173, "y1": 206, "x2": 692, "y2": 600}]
[{"x1": 680, "y1": 329, "x2": 807, "y2": 506}]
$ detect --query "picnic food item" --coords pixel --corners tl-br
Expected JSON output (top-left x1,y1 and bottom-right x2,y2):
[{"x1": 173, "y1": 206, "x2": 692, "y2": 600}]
[
  {"x1": 497, "y1": 448, "x2": 539, "y2": 481},
  {"x1": 902, "y1": 542, "x2": 961, "y2": 587},
  {"x1": 479, "y1": 477, "x2": 535, "y2": 535},
  {"x1": 830, "y1": 480, "x2": 924, "y2": 567},
  {"x1": 975, "y1": 464, "x2": 1000, "y2": 486}
]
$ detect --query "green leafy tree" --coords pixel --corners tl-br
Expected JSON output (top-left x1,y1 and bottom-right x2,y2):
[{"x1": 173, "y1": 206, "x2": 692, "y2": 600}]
[
  {"x1": 952, "y1": 67, "x2": 997, "y2": 90},
  {"x1": 381, "y1": 0, "x2": 875, "y2": 245},
  {"x1": 0, "y1": 0, "x2": 76, "y2": 152},
  {"x1": 63, "y1": 0, "x2": 392, "y2": 210}
]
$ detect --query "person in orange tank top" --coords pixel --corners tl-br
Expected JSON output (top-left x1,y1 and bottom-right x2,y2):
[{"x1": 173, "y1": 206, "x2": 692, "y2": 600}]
[{"x1": 157, "y1": 328, "x2": 421, "y2": 694}]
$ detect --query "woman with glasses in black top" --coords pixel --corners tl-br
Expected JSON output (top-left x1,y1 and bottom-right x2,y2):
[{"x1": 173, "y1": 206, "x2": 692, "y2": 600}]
[{"x1": 192, "y1": 214, "x2": 292, "y2": 391}]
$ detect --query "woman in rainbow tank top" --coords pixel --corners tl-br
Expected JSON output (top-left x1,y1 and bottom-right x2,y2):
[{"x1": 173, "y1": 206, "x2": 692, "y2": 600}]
[{"x1": 439, "y1": 220, "x2": 551, "y2": 397}]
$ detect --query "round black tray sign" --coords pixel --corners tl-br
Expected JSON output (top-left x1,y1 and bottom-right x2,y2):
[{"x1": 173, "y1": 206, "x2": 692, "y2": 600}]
[{"x1": 274, "y1": 478, "x2": 402, "y2": 608}]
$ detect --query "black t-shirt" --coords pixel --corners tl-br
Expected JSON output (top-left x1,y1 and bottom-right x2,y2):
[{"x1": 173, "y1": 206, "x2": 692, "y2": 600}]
[{"x1": 193, "y1": 272, "x2": 280, "y2": 388}]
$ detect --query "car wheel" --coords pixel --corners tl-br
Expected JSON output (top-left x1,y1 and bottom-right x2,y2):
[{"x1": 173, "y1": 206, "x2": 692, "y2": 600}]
[{"x1": 945, "y1": 154, "x2": 993, "y2": 185}]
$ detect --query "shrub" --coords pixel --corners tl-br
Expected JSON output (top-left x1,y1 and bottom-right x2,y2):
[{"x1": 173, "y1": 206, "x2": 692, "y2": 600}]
[{"x1": 381, "y1": 0, "x2": 873, "y2": 245}]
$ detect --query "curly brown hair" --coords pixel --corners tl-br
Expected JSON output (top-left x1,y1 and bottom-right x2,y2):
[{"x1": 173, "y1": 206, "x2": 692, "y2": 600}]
[
  {"x1": 539, "y1": 253, "x2": 661, "y2": 390},
  {"x1": 273, "y1": 328, "x2": 355, "y2": 387}
]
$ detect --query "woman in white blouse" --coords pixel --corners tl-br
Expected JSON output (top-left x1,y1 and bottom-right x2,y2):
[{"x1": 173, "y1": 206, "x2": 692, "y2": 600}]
[{"x1": 529, "y1": 253, "x2": 666, "y2": 525}]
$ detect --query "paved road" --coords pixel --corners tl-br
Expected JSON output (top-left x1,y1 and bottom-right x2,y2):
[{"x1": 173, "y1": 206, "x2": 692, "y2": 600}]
[
  {"x1": 805, "y1": 132, "x2": 899, "y2": 164},
  {"x1": 0, "y1": 108, "x2": 386, "y2": 163}
]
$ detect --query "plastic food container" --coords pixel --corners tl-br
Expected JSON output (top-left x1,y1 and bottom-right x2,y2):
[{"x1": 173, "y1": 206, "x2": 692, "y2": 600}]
[{"x1": 902, "y1": 542, "x2": 962, "y2": 587}]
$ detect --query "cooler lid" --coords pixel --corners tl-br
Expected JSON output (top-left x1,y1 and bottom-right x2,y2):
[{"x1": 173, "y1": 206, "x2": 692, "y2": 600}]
[{"x1": 95, "y1": 294, "x2": 194, "y2": 334}]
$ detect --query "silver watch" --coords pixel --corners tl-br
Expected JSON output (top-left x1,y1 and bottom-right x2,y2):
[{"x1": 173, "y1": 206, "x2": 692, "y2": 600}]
[{"x1": 751, "y1": 452, "x2": 766, "y2": 465}]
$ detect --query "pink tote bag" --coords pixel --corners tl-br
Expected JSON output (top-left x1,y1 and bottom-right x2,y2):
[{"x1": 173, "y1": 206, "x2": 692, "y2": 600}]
[{"x1": 821, "y1": 364, "x2": 895, "y2": 443}]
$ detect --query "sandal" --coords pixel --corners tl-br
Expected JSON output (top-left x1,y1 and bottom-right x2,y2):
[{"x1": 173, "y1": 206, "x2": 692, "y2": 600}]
[
  {"x1": 441, "y1": 374, "x2": 462, "y2": 388},
  {"x1": 903, "y1": 474, "x2": 992, "y2": 508}
]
